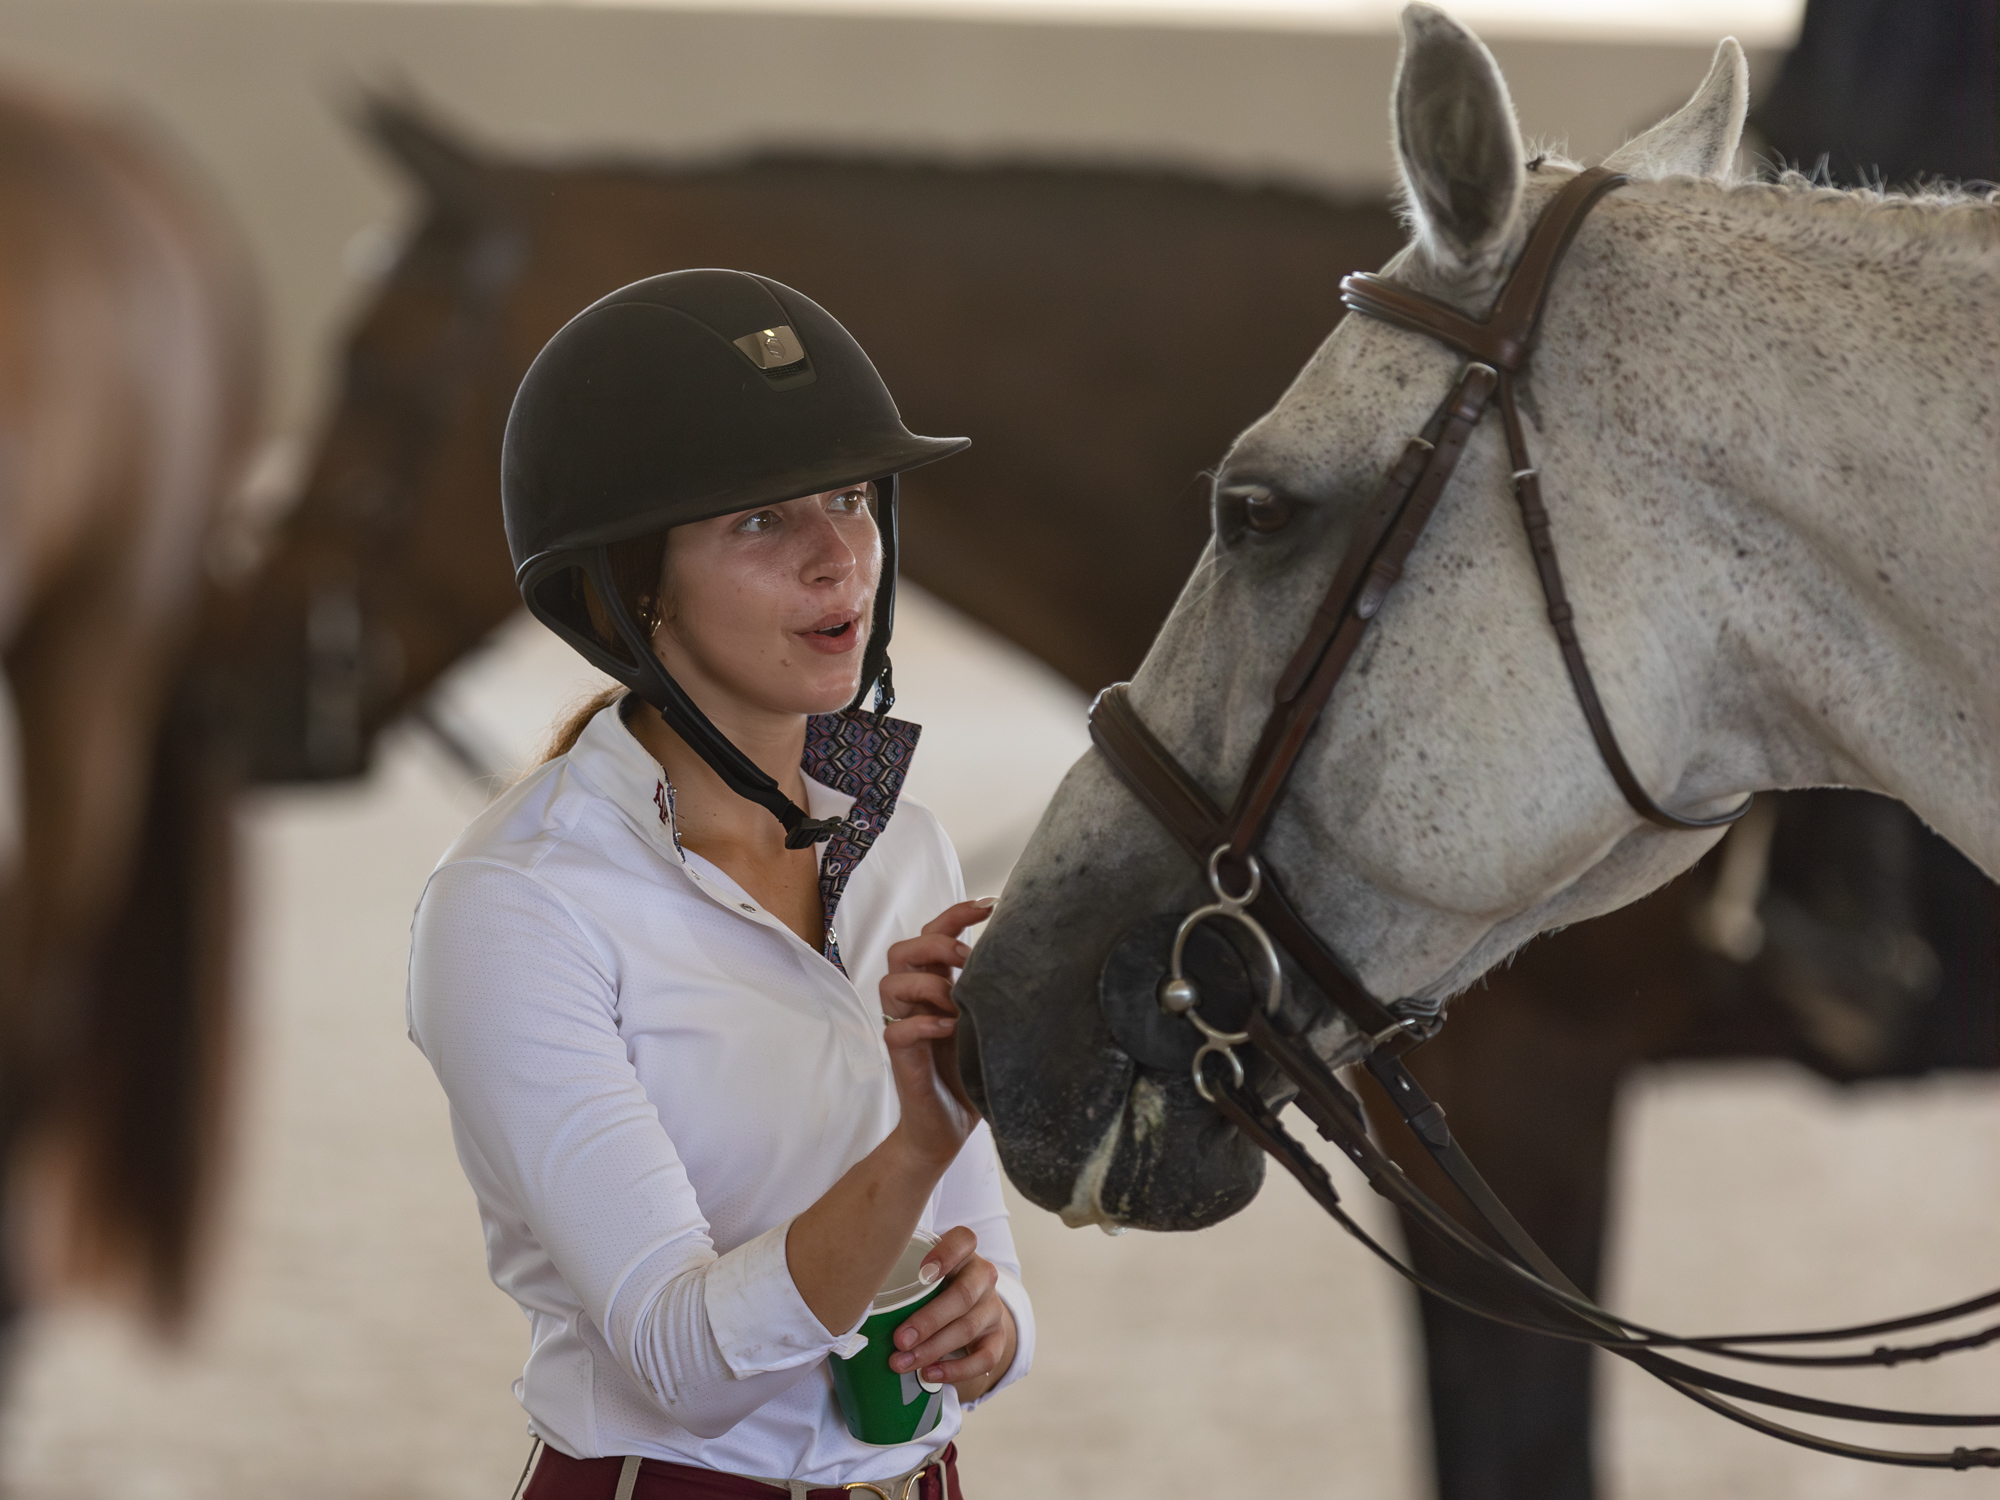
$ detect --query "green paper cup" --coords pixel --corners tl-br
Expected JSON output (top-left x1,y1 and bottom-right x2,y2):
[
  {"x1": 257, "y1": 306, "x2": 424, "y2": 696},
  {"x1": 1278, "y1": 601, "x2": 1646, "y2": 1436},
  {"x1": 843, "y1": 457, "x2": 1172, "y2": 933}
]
[{"x1": 829, "y1": 1231, "x2": 952, "y2": 1446}]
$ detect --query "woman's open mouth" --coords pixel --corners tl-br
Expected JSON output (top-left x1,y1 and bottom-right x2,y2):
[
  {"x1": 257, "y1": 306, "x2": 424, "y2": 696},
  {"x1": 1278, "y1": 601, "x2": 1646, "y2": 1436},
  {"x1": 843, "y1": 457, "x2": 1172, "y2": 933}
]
[{"x1": 798, "y1": 612, "x2": 862, "y2": 655}]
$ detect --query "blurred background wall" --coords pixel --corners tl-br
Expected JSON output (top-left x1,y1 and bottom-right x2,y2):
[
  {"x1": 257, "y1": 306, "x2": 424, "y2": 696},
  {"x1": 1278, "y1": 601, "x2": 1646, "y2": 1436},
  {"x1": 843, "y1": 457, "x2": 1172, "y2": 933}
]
[{"x1": 0, "y1": 0, "x2": 1787, "y2": 441}]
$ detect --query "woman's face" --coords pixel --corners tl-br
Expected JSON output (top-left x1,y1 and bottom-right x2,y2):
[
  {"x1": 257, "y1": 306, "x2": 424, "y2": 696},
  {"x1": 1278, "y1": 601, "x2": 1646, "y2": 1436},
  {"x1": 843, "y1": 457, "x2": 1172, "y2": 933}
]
[{"x1": 651, "y1": 483, "x2": 882, "y2": 719}]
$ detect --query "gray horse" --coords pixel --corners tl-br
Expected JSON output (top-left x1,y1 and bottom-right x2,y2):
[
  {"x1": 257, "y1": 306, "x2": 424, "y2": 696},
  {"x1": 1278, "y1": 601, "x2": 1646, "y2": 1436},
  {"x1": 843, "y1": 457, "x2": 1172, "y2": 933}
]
[{"x1": 956, "y1": 1, "x2": 1997, "y2": 1237}]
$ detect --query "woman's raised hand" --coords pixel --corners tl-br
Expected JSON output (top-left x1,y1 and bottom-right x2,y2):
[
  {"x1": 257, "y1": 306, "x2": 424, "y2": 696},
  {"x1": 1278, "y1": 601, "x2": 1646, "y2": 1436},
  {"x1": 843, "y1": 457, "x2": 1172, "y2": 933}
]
[{"x1": 880, "y1": 898, "x2": 994, "y2": 1166}]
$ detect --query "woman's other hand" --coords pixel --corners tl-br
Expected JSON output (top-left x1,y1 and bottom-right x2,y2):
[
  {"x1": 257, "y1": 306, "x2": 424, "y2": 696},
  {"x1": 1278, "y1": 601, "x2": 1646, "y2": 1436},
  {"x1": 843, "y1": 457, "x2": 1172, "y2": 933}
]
[
  {"x1": 881, "y1": 899, "x2": 993, "y2": 1165},
  {"x1": 889, "y1": 1225, "x2": 1018, "y2": 1405}
]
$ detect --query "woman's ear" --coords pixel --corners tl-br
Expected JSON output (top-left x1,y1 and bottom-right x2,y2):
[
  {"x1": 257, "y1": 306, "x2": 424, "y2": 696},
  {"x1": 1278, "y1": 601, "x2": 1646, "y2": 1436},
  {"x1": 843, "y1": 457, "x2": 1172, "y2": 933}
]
[{"x1": 1392, "y1": 3, "x2": 1526, "y2": 284}]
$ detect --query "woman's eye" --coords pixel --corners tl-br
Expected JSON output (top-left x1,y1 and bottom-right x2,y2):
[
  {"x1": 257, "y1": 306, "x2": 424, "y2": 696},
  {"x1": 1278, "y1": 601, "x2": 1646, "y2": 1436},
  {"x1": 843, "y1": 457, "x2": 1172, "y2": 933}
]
[
  {"x1": 828, "y1": 488, "x2": 870, "y2": 515},
  {"x1": 735, "y1": 510, "x2": 780, "y2": 534}
]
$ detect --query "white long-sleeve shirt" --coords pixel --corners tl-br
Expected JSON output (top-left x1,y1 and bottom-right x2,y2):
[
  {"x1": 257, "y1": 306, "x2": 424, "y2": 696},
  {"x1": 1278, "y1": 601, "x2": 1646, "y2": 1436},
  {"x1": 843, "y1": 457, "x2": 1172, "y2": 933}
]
[{"x1": 406, "y1": 697, "x2": 1033, "y2": 1484}]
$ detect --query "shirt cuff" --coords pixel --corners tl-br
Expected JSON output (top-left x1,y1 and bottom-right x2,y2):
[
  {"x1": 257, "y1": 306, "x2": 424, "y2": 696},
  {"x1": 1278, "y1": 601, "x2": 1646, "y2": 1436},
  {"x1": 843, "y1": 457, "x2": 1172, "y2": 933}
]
[
  {"x1": 702, "y1": 1220, "x2": 853, "y2": 1377},
  {"x1": 962, "y1": 1266, "x2": 1034, "y2": 1410}
]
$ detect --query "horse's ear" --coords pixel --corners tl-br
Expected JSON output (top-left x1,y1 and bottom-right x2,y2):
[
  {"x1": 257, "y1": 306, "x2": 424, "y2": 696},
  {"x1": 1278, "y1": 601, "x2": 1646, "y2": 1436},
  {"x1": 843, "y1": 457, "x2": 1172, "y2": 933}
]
[
  {"x1": 354, "y1": 90, "x2": 499, "y2": 226},
  {"x1": 1602, "y1": 39, "x2": 1748, "y2": 181},
  {"x1": 1391, "y1": 3, "x2": 1526, "y2": 282}
]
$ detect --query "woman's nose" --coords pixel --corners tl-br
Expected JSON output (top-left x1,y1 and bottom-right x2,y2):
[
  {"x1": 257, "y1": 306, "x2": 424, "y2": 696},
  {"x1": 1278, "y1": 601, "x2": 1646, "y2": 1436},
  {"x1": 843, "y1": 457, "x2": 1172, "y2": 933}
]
[{"x1": 798, "y1": 506, "x2": 859, "y2": 584}]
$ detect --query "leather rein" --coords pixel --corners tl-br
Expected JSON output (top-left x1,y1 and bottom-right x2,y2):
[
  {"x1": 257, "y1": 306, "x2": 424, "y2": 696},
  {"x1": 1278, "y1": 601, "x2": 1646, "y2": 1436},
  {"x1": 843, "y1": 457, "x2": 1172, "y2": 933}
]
[{"x1": 1086, "y1": 167, "x2": 2000, "y2": 1471}]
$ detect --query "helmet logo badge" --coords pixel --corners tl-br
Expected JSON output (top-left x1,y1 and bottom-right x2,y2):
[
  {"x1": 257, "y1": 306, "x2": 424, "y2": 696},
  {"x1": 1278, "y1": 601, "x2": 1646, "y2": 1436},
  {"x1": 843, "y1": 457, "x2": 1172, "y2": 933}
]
[{"x1": 733, "y1": 325, "x2": 807, "y2": 371}]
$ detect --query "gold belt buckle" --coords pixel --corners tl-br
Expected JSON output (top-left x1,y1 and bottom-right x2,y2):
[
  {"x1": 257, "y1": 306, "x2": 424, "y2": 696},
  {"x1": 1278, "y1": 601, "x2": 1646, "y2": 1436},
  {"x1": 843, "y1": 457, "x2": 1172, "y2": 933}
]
[{"x1": 841, "y1": 1458, "x2": 934, "y2": 1500}]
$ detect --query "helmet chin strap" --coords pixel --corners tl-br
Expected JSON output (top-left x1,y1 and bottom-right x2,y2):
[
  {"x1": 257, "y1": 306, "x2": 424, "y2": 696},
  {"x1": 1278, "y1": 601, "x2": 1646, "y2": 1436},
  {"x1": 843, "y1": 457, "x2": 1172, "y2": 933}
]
[
  {"x1": 590, "y1": 476, "x2": 900, "y2": 850},
  {"x1": 846, "y1": 473, "x2": 899, "y2": 716}
]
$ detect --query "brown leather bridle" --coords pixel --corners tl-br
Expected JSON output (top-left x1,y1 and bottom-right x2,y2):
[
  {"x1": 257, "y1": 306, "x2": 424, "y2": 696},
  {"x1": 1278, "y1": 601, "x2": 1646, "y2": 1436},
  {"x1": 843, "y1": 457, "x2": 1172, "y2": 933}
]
[{"x1": 1087, "y1": 167, "x2": 2000, "y2": 1470}]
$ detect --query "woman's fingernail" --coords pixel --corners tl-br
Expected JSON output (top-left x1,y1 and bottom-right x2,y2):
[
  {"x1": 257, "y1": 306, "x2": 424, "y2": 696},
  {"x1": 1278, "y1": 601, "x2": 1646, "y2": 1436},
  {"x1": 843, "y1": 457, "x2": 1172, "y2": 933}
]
[
  {"x1": 918, "y1": 1260, "x2": 941, "y2": 1285},
  {"x1": 936, "y1": 1017, "x2": 956, "y2": 1033},
  {"x1": 954, "y1": 941, "x2": 972, "y2": 962},
  {"x1": 891, "y1": 1352, "x2": 911, "y2": 1370},
  {"x1": 973, "y1": 896, "x2": 999, "y2": 909},
  {"x1": 924, "y1": 1367, "x2": 945, "y2": 1383}
]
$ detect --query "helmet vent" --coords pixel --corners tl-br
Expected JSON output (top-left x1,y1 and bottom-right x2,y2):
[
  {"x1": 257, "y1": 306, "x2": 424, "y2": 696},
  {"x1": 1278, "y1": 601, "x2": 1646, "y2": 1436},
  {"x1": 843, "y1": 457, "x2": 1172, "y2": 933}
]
[{"x1": 733, "y1": 325, "x2": 807, "y2": 371}]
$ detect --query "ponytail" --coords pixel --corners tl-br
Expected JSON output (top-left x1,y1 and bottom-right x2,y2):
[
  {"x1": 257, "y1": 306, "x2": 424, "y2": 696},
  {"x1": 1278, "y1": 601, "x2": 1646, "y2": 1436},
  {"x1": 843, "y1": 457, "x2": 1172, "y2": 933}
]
[{"x1": 540, "y1": 685, "x2": 626, "y2": 764}]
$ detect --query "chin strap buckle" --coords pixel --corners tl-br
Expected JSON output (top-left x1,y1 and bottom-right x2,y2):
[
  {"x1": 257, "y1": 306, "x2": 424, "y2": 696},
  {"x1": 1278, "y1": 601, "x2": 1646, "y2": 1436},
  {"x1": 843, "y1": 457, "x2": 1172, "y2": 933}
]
[{"x1": 783, "y1": 814, "x2": 851, "y2": 850}]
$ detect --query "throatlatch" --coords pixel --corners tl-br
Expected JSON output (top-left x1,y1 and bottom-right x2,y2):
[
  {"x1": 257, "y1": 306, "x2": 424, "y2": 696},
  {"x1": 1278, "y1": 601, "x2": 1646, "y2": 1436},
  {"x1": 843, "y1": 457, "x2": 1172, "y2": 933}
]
[{"x1": 1091, "y1": 167, "x2": 2000, "y2": 1471}]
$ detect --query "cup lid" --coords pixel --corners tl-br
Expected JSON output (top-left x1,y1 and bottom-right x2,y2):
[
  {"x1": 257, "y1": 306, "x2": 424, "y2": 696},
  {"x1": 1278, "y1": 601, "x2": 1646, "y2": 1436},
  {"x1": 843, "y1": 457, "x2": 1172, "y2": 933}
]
[{"x1": 870, "y1": 1230, "x2": 942, "y2": 1314}]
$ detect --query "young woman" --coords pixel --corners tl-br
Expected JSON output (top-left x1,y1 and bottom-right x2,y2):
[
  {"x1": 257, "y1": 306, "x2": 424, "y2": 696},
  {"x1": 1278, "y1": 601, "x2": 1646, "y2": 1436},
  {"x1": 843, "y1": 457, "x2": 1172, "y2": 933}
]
[{"x1": 407, "y1": 270, "x2": 1031, "y2": 1499}]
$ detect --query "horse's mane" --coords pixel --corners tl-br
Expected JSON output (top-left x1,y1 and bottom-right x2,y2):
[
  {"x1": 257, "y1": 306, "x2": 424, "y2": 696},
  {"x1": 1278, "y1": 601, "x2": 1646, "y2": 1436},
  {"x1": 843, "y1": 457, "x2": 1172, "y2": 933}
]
[
  {"x1": 1713, "y1": 170, "x2": 1998, "y2": 251},
  {"x1": 1622, "y1": 163, "x2": 1998, "y2": 253}
]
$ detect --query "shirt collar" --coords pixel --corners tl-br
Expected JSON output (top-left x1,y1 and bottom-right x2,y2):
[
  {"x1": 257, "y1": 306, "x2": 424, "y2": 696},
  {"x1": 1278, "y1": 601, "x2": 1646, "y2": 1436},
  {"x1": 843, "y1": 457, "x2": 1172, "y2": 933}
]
[{"x1": 566, "y1": 696, "x2": 923, "y2": 973}]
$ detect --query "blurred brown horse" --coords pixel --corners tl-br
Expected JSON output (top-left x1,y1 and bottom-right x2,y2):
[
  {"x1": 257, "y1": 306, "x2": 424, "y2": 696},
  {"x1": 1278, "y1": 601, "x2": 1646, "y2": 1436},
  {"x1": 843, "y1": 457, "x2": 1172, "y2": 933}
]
[
  {"x1": 235, "y1": 101, "x2": 1993, "y2": 1500},
  {"x1": 0, "y1": 81, "x2": 260, "y2": 1324},
  {"x1": 219, "y1": 103, "x2": 1404, "y2": 774}
]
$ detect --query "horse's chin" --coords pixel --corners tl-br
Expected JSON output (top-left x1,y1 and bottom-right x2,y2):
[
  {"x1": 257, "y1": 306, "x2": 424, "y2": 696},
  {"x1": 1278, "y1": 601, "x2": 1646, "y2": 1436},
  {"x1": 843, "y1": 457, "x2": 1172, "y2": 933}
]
[{"x1": 955, "y1": 937, "x2": 1267, "y2": 1232}]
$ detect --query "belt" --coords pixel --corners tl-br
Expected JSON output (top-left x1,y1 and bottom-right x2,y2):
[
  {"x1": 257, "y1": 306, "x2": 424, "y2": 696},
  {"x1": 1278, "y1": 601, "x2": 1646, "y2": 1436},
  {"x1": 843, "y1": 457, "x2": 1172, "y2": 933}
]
[{"x1": 521, "y1": 1440, "x2": 962, "y2": 1500}]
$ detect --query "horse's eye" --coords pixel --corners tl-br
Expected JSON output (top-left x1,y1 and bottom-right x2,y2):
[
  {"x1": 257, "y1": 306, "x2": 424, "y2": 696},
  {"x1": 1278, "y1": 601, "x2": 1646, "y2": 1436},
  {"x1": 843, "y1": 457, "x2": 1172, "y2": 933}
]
[{"x1": 1233, "y1": 486, "x2": 1293, "y2": 535}]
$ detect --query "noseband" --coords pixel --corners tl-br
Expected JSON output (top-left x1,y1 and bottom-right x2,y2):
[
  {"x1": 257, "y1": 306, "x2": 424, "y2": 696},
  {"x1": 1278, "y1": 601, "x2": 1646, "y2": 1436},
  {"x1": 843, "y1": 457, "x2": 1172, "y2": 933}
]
[{"x1": 1088, "y1": 167, "x2": 1999, "y2": 1470}]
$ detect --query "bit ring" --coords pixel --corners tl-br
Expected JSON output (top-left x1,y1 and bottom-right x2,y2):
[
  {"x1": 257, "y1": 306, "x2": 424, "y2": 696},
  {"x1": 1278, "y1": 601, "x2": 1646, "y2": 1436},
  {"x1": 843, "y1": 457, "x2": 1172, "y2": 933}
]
[{"x1": 1162, "y1": 846, "x2": 1289, "y2": 1096}]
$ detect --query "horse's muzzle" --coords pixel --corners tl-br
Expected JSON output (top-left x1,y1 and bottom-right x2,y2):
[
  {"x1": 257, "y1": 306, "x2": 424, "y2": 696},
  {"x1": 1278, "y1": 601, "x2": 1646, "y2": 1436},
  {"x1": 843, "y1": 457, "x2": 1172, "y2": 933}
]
[{"x1": 956, "y1": 903, "x2": 1271, "y2": 1231}]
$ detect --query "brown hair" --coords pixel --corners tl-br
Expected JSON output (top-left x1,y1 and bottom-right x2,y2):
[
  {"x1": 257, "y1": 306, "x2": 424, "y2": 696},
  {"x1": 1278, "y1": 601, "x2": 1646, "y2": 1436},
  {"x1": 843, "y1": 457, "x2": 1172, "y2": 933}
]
[
  {"x1": 541, "y1": 684, "x2": 627, "y2": 763},
  {"x1": 543, "y1": 530, "x2": 670, "y2": 763},
  {"x1": 576, "y1": 532, "x2": 670, "y2": 644}
]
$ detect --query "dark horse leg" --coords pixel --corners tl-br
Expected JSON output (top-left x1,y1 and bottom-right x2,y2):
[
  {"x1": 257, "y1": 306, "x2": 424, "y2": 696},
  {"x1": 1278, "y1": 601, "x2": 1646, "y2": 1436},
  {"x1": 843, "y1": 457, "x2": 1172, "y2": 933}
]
[
  {"x1": 1360, "y1": 879, "x2": 1708, "y2": 1500},
  {"x1": 66, "y1": 678, "x2": 235, "y2": 1322},
  {"x1": 3, "y1": 583, "x2": 235, "y2": 1326}
]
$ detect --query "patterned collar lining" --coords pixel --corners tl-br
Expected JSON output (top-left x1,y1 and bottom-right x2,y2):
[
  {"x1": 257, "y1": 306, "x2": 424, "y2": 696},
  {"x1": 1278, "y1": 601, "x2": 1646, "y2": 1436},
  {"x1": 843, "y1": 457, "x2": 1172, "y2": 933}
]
[
  {"x1": 609, "y1": 697, "x2": 920, "y2": 976},
  {"x1": 802, "y1": 709, "x2": 921, "y2": 974}
]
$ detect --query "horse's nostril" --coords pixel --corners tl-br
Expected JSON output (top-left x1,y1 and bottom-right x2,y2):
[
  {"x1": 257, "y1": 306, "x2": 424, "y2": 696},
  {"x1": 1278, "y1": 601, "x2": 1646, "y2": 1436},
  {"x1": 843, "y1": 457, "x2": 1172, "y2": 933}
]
[
  {"x1": 1100, "y1": 915, "x2": 1255, "y2": 1072},
  {"x1": 954, "y1": 1003, "x2": 988, "y2": 1118}
]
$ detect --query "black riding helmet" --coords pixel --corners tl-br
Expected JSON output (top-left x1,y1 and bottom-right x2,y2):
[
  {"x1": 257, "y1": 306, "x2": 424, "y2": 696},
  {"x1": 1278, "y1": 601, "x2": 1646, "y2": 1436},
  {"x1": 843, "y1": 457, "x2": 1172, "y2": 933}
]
[{"x1": 504, "y1": 269, "x2": 968, "y2": 847}]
